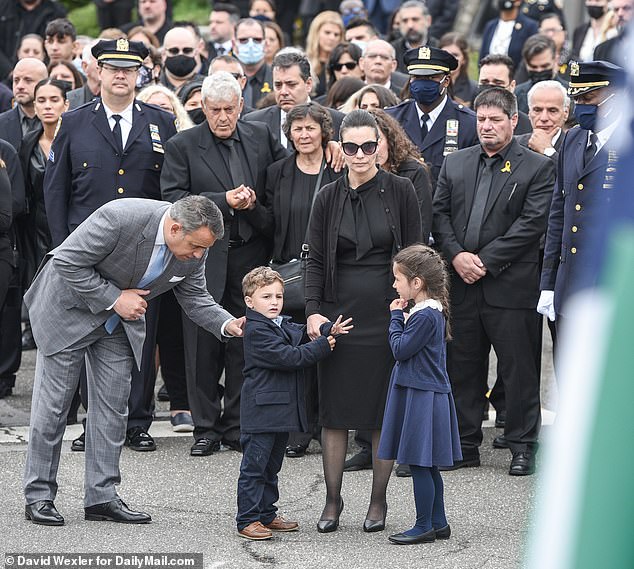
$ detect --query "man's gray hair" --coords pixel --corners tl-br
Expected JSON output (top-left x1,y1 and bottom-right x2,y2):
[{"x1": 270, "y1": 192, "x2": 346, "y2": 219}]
[
  {"x1": 201, "y1": 71, "x2": 242, "y2": 103},
  {"x1": 474, "y1": 86, "x2": 518, "y2": 118},
  {"x1": 399, "y1": 0, "x2": 428, "y2": 16},
  {"x1": 527, "y1": 80, "x2": 570, "y2": 111},
  {"x1": 169, "y1": 196, "x2": 225, "y2": 239}
]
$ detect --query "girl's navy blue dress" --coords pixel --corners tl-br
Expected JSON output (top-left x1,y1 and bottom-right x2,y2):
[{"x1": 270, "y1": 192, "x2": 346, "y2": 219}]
[{"x1": 378, "y1": 300, "x2": 462, "y2": 467}]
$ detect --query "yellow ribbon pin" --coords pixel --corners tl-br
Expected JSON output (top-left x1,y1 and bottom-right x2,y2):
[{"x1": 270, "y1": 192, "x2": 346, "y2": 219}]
[
  {"x1": 501, "y1": 161, "x2": 511, "y2": 173},
  {"x1": 261, "y1": 81, "x2": 271, "y2": 93}
]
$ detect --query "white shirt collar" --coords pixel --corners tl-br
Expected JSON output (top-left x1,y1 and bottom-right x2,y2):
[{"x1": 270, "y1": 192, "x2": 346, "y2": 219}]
[
  {"x1": 409, "y1": 298, "x2": 443, "y2": 316},
  {"x1": 155, "y1": 211, "x2": 168, "y2": 246},
  {"x1": 102, "y1": 100, "x2": 134, "y2": 125},
  {"x1": 272, "y1": 316, "x2": 283, "y2": 327},
  {"x1": 592, "y1": 119, "x2": 620, "y2": 152},
  {"x1": 551, "y1": 128, "x2": 562, "y2": 146},
  {"x1": 415, "y1": 95, "x2": 448, "y2": 128}
]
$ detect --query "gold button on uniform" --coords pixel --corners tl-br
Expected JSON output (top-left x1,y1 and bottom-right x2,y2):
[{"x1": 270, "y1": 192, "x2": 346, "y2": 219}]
[
  {"x1": 577, "y1": 183, "x2": 584, "y2": 190},
  {"x1": 154, "y1": 164, "x2": 160, "y2": 169},
  {"x1": 575, "y1": 204, "x2": 581, "y2": 211},
  {"x1": 571, "y1": 247, "x2": 577, "y2": 254},
  {"x1": 572, "y1": 226, "x2": 578, "y2": 232},
  {"x1": 83, "y1": 162, "x2": 87, "y2": 168},
  {"x1": 118, "y1": 169, "x2": 125, "y2": 175},
  {"x1": 117, "y1": 187, "x2": 124, "y2": 194}
]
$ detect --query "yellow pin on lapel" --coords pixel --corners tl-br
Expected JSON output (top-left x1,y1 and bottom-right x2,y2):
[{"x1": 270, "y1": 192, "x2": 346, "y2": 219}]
[{"x1": 501, "y1": 161, "x2": 511, "y2": 173}]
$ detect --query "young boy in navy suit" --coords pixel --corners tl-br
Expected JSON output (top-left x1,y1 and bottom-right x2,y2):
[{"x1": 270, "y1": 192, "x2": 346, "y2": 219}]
[{"x1": 236, "y1": 267, "x2": 352, "y2": 540}]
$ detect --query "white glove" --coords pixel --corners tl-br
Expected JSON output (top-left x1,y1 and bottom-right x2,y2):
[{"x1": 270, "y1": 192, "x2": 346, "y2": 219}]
[{"x1": 537, "y1": 290, "x2": 556, "y2": 322}]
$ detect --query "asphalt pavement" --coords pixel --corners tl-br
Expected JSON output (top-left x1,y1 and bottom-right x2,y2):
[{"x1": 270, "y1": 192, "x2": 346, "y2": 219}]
[{"x1": 0, "y1": 331, "x2": 557, "y2": 569}]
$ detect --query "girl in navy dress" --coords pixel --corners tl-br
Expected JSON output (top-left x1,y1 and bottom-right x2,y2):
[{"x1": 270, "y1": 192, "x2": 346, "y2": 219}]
[{"x1": 378, "y1": 244, "x2": 462, "y2": 545}]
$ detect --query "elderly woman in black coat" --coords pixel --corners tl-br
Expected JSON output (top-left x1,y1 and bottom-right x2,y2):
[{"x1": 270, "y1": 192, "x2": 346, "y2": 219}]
[
  {"x1": 305, "y1": 110, "x2": 422, "y2": 533},
  {"x1": 264, "y1": 102, "x2": 342, "y2": 458}
]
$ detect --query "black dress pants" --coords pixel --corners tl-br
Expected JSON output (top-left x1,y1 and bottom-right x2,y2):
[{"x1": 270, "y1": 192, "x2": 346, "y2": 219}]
[
  {"x1": 447, "y1": 283, "x2": 542, "y2": 455},
  {"x1": 0, "y1": 263, "x2": 21, "y2": 393}
]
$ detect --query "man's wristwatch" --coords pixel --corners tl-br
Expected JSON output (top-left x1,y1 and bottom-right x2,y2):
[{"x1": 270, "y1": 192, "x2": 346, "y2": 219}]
[{"x1": 544, "y1": 147, "x2": 556, "y2": 157}]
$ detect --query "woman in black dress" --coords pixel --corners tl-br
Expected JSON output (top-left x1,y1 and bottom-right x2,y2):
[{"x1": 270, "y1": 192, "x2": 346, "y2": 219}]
[
  {"x1": 305, "y1": 110, "x2": 422, "y2": 533},
  {"x1": 265, "y1": 102, "x2": 341, "y2": 457}
]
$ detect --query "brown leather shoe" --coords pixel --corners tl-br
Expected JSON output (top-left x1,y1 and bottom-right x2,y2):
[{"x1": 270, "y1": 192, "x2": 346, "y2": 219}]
[
  {"x1": 265, "y1": 515, "x2": 299, "y2": 532},
  {"x1": 238, "y1": 521, "x2": 273, "y2": 540}
]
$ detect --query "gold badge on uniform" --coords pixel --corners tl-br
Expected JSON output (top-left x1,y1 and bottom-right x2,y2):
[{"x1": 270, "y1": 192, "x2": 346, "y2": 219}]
[
  {"x1": 149, "y1": 123, "x2": 164, "y2": 153},
  {"x1": 570, "y1": 61, "x2": 580, "y2": 77},
  {"x1": 419, "y1": 46, "x2": 431, "y2": 60},
  {"x1": 117, "y1": 38, "x2": 129, "y2": 52}
]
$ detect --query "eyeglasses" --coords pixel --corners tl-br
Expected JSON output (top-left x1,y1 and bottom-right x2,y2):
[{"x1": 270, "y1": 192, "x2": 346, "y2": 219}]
[
  {"x1": 101, "y1": 64, "x2": 139, "y2": 75},
  {"x1": 236, "y1": 37, "x2": 264, "y2": 44},
  {"x1": 165, "y1": 47, "x2": 195, "y2": 56},
  {"x1": 341, "y1": 140, "x2": 378, "y2": 156},
  {"x1": 332, "y1": 61, "x2": 357, "y2": 72}
]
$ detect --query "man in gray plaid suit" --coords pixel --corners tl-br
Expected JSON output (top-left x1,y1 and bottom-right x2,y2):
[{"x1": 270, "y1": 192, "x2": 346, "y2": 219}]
[{"x1": 23, "y1": 196, "x2": 243, "y2": 526}]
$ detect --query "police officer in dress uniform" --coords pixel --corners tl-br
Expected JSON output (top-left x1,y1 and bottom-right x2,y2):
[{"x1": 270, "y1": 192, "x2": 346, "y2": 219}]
[
  {"x1": 386, "y1": 46, "x2": 478, "y2": 191},
  {"x1": 539, "y1": 60, "x2": 626, "y2": 328},
  {"x1": 43, "y1": 38, "x2": 178, "y2": 451}
]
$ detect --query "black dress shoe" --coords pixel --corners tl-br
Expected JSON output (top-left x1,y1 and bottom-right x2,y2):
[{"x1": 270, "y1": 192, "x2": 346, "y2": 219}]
[
  {"x1": 85, "y1": 498, "x2": 151, "y2": 523},
  {"x1": 395, "y1": 463, "x2": 412, "y2": 477},
  {"x1": 492, "y1": 435, "x2": 509, "y2": 449},
  {"x1": 221, "y1": 438, "x2": 242, "y2": 452},
  {"x1": 438, "y1": 456, "x2": 480, "y2": 471},
  {"x1": 190, "y1": 438, "x2": 220, "y2": 456},
  {"x1": 0, "y1": 377, "x2": 13, "y2": 399},
  {"x1": 363, "y1": 504, "x2": 387, "y2": 533},
  {"x1": 71, "y1": 432, "x2": 85, "y2": 452},
  {"x1": 343, "y1": 451, "x2": 372, "y2": 472},
  {"x1": 25, "y1": 500, "x2": 64, "y2": 526},
  {"x1": 22, "y1": 328, "x2": 36, "y2": 350},
  {"x1": 434, "y1": 524, "x2": 451, "y2": 539},
  {"x1": 388, "y1": 528, "x2": 436, "y2": 545},
  {"x1": 509, "y1": 451, "x2": 536, "y2": 476},
  {"x1": 156, "y1": 384, "x2": 170, "y2": 402},
  {"x1": 495, "y1": 410, "x2": 506, "y2": 428},
  {"x1": 317, "y1": 498, "x2": 344, "y2": 533},
  {"x1": 285, "y1": 444, "x2": 307, "y2": 458},
  {"x1": 125, "y1": 426, "x2": 156, "y2": 452}
]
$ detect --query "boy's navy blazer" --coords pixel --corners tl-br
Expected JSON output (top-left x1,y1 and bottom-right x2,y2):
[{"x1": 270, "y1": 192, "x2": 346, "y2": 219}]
[{"x1": 241, "y1": 308, "x2": 332, "y2": 434}]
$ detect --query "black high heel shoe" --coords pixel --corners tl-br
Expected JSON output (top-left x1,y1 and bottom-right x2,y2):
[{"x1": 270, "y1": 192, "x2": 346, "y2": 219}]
[
  {"x1": 363, "y1": 504, "x2": 387, "y2": 533},
  {"x1": 317, "y1": 498, "x2": 344, "y2": 533}
]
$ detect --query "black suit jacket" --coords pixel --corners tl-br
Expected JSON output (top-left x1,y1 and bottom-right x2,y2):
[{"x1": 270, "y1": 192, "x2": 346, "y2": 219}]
[
  {"x1": 593, "y1": 32, "x2": 627, "y2": 65},
  {"x1": 571, "y1": 22, "x2": 590, "y2": 60},
  {"x1": 243, "y1": 103, "x2": 345, "y2": 149},
  {"x1": 432, "y1": 138, "x2": 554, "y2": 309},
  {"x1": 0, "y1": 107, "x2": 22, "y2": 152},
  {"x1": 67, "y1": 84, "x2": 98, "y2": 111},
  {"x1": 160, "y1": 120, "x2": 287, "y2": 299},
  {"x1": 479, "y1": 13, "x2": 539, "y2": 69},
  {"x1": 389, "y1": 71, "x2": 408, "y2": 98}
]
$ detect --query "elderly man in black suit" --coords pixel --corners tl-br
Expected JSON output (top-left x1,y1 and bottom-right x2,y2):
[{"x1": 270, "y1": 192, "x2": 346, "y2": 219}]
[
  {"x1": 244, "y1": 51, "x2": 344, "y2": 148},
  {"x1": 358, "y1": 39, "x2": 408, "y2": 97},
  {"x1": 161, "y1": 71, "x2": 287, "y2": 456},
  {"x1": 433, "y1": 87, "x2": 554, "y2": 477}
]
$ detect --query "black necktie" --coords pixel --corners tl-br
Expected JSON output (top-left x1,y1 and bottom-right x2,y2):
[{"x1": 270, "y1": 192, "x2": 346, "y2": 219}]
[
  {"x1": 222, "y1": 138, "x2": 252, "y2": 242},
  {"x1": 420, "y1": 113, "x2": 430, "y2": 142},
  {"x1": 464, "y1": 156, "x2": 497, "y2": 251},
  {"x1": 584, "y1": 133, "x2": 598, "y2": 167},
  {"x1": 112, "y1": 114, "x2": 123, "y2": 154}
]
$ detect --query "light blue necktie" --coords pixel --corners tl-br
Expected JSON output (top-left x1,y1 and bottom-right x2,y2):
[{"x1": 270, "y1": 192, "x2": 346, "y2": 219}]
[{"x1": 105, "y1": 244, "x2": 168, "y2": 334}]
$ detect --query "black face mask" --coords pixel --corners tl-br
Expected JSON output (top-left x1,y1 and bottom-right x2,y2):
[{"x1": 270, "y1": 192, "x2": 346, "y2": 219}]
[
  {"x1": 528, "y1": 69, "x2": 554, "y2": 84},
  {"x1": 498, "y1": 0, "x2": 515, "y2": 11},
  {"x1": 165, "y1": 55, "x2": 197, "y2": 78},
  {"x1": 187, "y1": 107, "x2": 206, "y2": 125},
  {"x1": 587, "y1": 5, "x2": 606, "y2": 19}
]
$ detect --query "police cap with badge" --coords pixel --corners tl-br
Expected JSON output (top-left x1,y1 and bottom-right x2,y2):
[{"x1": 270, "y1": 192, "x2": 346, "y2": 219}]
[
  {"x1": 567, "y1": 60, "x2": 626, "y2": 97},
  {"x1": 403, "y1": 45, "x2": 458, "y2": 77},
  {"x1": 91, "y1": 38, "x2": 149, "y2": 68}
]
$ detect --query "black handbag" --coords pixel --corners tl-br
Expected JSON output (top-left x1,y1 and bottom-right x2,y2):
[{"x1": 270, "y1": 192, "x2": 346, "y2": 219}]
[{"x1": 270, "y1": 159, "x2": 326, "y2": 313}]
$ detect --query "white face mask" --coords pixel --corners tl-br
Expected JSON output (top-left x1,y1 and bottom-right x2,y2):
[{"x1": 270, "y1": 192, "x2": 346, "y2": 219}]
[{"x1": 351, "y1": 40, "x2": 368, "y2": 53}]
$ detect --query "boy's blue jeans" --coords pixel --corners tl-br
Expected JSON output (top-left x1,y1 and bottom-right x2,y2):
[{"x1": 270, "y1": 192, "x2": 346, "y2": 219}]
[{"x1": 236, "y1": 432, "x2": 289, "y2": 530}]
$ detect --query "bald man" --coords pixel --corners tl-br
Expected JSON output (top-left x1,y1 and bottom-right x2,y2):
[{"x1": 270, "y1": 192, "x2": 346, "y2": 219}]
[
  {"x1": 358, "y1": 39, "x2": 408, "y2": 96},
  {"x1": 0, "y1": 58, "x2": 48, "y2": 152},
  {"x1": 159, "y1": 27, "x2": 205, "y2": 92}
]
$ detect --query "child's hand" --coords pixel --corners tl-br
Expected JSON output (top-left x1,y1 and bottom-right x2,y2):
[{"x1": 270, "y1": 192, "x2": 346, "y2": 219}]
[
  {"x1": 390, "y1": 298, "x2": 408, "y2": 311},
  {"x1": 327, "y1": 335, "x2": 336, "y2": 350},
  {"x1": 330, "y1": 314, "x2": 353, "y2": 336}
]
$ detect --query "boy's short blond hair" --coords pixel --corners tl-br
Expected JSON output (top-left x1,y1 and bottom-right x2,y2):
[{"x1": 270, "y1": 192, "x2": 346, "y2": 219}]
[{"x1": 242, "y1": 266, "x2": 284, "y2": 298}]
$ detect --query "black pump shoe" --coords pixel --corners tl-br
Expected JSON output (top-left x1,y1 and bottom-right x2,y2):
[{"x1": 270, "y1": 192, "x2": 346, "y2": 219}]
[
  {"x1": 388, "y1": 528, "x2": 436, "y2": 545},
  {"x1": 317, "y1": 498, "x2": 344, "y2": 533},
  {"x1": 363, "y1": 504, "x2": 387, "y2": 532}
]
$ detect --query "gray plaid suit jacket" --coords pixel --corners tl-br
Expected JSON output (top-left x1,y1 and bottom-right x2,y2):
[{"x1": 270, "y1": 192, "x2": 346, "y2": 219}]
[{"x1": 24, "y1": 198, "x2": 233, "y2": 367}]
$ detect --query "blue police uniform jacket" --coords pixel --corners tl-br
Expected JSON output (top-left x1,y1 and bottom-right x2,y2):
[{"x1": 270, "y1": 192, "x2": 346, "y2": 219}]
[
  {"x1": 240, "y1": 308, "x2": 333, "y2": 434},
  {"x1": 541, "y1": 126, "x2": 617, "y2": 316},
  {"x1": 44, "y1": 98, "x2": 177, "y2": 247},
  {"x1": 386, "y1": 97, "x2": 477, "y2": 189}
]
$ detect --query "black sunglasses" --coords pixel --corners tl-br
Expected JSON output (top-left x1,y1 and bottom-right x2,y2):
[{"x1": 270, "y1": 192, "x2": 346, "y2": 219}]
[
  {"x1": 332, "y1": 61, "x2": 358, "y2": 72},
  {"x1": 341, "y1": 140, "x2": 378, "y2": 156}
]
